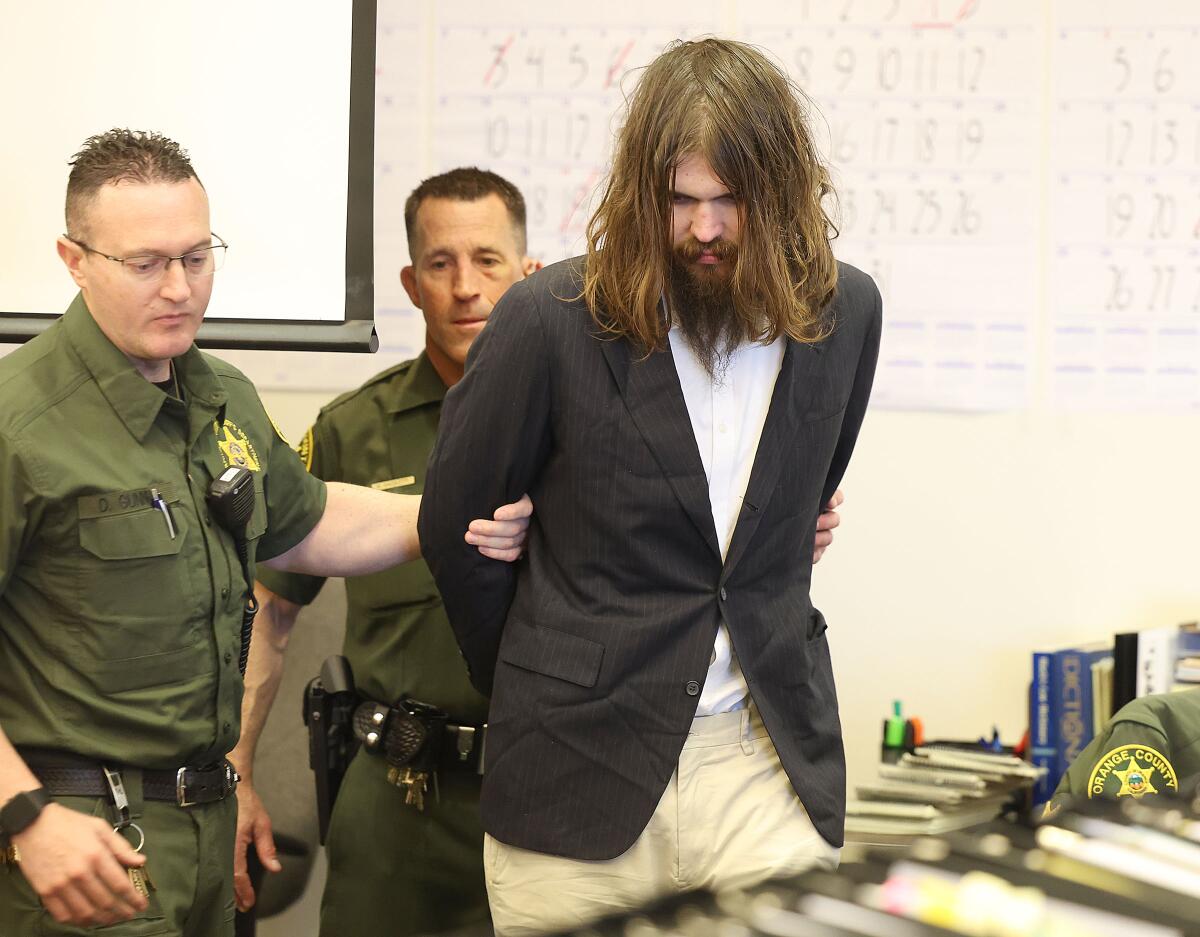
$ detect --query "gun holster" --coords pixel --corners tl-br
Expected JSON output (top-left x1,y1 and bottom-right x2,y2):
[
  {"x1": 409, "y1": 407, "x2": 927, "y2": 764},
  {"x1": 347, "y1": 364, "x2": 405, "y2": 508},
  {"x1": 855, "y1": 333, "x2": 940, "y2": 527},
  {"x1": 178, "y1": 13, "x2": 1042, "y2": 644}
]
[{"x1": 302, "y1": 655, "x2": 358, "y2": 845}]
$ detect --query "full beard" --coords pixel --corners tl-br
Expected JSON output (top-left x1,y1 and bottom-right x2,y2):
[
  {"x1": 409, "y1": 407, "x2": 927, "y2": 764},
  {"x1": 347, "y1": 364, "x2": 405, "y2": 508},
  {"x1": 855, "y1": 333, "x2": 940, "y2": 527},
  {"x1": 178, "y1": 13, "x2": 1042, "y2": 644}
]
[{"x1": 667, "y1": 237, "x2": 755, "y2": 382}]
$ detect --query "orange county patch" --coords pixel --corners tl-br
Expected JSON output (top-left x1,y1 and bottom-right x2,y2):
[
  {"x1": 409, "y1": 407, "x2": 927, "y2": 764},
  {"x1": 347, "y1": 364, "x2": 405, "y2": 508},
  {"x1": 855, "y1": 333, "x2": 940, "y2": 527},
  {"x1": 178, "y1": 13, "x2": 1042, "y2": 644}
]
[
  {"x1": 297, "y1": 426, "x2": 315, "y2": 472},
  {"x1": 1088, "y1": 744, "x2": 1178, "y2": 799},
  {"x1": 214, "y1": 419, "x2": 262, "y2": 472}
]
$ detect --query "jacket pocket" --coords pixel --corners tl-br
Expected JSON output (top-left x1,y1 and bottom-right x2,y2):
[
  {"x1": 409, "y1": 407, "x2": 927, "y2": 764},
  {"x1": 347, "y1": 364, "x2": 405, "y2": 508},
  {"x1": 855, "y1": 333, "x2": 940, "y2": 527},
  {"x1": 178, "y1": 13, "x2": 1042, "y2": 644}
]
[
  {"x1": 497, "y1": 620, "x2": 605, "y2": 688},
  {"x1": 807, "y1": 609, "x2": 829, "y2": 642}
]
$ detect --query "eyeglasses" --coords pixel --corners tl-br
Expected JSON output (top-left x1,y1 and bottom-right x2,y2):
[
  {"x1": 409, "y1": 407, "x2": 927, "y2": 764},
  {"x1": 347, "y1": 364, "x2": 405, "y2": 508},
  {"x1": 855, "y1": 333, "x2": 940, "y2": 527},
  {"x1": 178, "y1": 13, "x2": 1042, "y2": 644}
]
[{"x1": 67, "y1": 234, "x2": 228, "y2": 281}]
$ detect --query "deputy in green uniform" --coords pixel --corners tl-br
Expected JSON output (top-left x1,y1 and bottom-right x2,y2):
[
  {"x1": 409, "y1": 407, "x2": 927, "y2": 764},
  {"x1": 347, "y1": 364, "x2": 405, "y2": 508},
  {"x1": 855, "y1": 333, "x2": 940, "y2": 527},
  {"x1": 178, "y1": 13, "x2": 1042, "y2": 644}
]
[
  {"x1": 0, "y1": 131, "x2": 529, "y2": 936},
  {"x1": 230, "y1": 168, "x2": 541, "y2": 937},
  {"x1": 1048, "y1": 688, "x2": 1200, "y2": 812}
]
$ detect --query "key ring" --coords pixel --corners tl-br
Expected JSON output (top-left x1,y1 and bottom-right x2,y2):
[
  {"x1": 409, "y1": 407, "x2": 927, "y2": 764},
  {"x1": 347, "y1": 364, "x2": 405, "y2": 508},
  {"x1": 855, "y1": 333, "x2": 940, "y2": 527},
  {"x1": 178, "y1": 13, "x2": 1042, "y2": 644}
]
[{"x1": 113, "y1": 821, "x2": 145, "y2": 854}]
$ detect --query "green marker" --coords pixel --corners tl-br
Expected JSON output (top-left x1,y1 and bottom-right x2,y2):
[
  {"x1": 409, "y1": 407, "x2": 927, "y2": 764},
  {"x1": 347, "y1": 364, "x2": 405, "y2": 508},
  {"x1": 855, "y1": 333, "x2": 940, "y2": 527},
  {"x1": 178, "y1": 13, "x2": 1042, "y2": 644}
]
[{"x1": 884, "y1": 700, "x2": 906, "y2": 748}]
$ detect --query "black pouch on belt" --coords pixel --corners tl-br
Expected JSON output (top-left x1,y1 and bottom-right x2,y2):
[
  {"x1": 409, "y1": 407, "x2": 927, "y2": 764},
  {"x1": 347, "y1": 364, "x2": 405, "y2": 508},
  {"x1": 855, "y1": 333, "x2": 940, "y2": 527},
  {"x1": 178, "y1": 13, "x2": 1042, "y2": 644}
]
[{"x1": 352, "y1": 697, "x2": 448, "y2": 809}]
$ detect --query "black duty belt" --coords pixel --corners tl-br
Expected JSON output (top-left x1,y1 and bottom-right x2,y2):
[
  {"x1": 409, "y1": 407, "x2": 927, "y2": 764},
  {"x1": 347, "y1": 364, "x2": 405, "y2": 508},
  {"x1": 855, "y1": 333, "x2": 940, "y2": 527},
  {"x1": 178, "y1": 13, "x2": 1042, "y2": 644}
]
[
  {"x1": 352, "y1": 698, "x2": 487, "y2": 775},
  {"x1": 20, "y1": 750, "x2": 238, "y2": 807}
]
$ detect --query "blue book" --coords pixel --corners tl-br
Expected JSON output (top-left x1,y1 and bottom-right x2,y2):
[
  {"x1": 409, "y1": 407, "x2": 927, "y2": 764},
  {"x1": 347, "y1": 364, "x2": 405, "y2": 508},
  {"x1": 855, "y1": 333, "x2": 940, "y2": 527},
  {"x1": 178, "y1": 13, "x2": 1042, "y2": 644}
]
[
  {"x1": 1029, "y1": 650, "x2": 1056, "y2": 804},
  {"x1": 1052, "y1": 643, "x2": 1113, "y2": 790}
]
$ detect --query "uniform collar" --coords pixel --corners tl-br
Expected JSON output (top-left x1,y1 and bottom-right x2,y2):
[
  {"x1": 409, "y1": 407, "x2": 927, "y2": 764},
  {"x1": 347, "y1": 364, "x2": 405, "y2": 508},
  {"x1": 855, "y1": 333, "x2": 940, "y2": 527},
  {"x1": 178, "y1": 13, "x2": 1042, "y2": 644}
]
[
  {"x1": 385, "y1": 351, "x2": 448, "y2": 415},
  {"x1": 62, "y1": 292, "x2": 227, "y2": 442}
]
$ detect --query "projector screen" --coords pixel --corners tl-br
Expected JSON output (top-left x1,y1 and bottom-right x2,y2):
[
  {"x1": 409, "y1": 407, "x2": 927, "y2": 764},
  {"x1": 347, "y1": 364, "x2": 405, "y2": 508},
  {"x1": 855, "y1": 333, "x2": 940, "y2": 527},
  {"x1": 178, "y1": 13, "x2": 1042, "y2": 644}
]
[{"x1": 0, "y1": 1, "x2": 376, "y2": 351}]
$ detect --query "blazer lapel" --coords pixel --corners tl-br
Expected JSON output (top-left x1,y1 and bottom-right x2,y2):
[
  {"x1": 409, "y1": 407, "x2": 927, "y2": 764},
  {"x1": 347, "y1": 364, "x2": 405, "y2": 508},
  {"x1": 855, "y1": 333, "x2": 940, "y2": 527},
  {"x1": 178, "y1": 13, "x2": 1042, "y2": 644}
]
[
  {"x1": 722, "y1": 338, "x2": 823, "y2": 577},
  {"x1": 599, "y1": 336, "x2": 722, "y2": 561}
]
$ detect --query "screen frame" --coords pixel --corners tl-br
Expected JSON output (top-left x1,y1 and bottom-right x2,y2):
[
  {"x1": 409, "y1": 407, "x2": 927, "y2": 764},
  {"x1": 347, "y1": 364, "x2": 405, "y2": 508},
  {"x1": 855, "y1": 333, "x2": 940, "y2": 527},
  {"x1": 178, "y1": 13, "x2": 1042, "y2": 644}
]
[{"x1": 0, "y1": 0, "x2": 379, "y2": 353}]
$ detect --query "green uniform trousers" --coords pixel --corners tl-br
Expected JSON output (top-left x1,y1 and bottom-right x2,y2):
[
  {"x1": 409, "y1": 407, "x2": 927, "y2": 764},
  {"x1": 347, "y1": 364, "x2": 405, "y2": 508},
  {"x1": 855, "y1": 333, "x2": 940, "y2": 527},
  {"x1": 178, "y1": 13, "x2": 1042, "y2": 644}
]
[
  {"x1": 320, "y1": 749, "x2": 488, "y2": 937},
  {"x1": 0, "y1": 793, "x2": 235, "y2": 936}
]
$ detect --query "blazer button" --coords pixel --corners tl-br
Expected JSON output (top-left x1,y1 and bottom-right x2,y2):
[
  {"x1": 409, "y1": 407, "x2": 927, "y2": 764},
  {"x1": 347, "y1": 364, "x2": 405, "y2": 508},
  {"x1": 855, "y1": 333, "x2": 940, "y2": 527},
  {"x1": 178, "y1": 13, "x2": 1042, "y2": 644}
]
[
  {"x1": 685, "y1": 680, "x2": 701, "y2": 696},
  {"x1": 719, "y1": 587, "x2": 728, "y2": 601}
]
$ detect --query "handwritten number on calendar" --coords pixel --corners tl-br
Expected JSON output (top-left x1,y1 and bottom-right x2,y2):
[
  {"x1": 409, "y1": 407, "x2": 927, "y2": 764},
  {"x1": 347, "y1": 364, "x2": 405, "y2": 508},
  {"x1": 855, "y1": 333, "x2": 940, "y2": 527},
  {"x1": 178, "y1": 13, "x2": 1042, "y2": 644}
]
[
  {"x1": 1099, "y1": 265, "x2": 1197, "y2": 315},
  {"x1": 1149, "y1": 120, "x2": 1177, "y2": 166},
  {"x1": 529, "y1": 187, "x2": 548, "y2": 230},
  {"x1": 1107, "y1": 193, "x2": 1134, "y2": 238},
  {"x1": 484, "y1": 38, "x2": 513, "y2": 89},
  {"x1": 1106, "y1": 193, "x2": 1180, "y2": 241},
  {"x1": 832, "y1": 122, "x2": 857, "y2": 163},
  {"x1": 1106, "y1": 266, "x2": 1133, "y2": 312},
  {"x1": 1112, "y1": 46, "x2": 1177, "y2": 95},
  {"x1": 958, "y1": 47, "x2": 985, "y2": 94},
  {"x1": 1153, "y1": 49, "x2": 1175, "y2": 94},
  {"x1": 878, "y1": 47, "x2": 902, "y2": 91},
  {"x1": 1106, "y1": 120, "x2": 1133, "y2": 167},
  {"x1": 1148, "y1": 194, "x2": 1176, "y2": 240},
  {"x1": 794, "y1": 47, "x2": 813, "y2": 85},
  {"x1": 567, "y1": 114, "x2": 590, "y2": 161},
  {"x1": 873, "y1": 117, "x2": 899, "y2": 162},
  {"x1": 958, "y1": 119, "x2": 984, "y2": 163},
  {"x1": 838, "y1": 189, "x2": 858, "y2": 234},
  {"x1": 870, "y1": 190, "x2": 898, "y2": 236},
  {"x1": 834, "y1": 47, "x2": 857, "y2": 92},
  {"x1": 1112, "y1": 47, "x2": 1132, "y2": 93},
  {"x1": 1148, "y1": 266, "x2": 1176, "y2": 312},
  {"x1": 952, "y1": 191, "x2": 981, "y2": 236},
  {"x1": 788, "y1": 44, "x2": 985, "y2": 96},
  {"x1": 567, "y1": 45, "x2": 587, "y2": 88},
  {"x1": 525, "y1": 47, "x2": 546, "y2": 89},
  {"x1": 915, "y1": 118, "x2": 937, "y2": 163},
  {"x1": 911, "y1": 189, "x2": 942, "y2": 235},
  {"x1": 913, "y1": 49, "x2": 939, "y2": 94},
  {"x1": 486, "y1": 118, "x2": 508, "y2": 158}
]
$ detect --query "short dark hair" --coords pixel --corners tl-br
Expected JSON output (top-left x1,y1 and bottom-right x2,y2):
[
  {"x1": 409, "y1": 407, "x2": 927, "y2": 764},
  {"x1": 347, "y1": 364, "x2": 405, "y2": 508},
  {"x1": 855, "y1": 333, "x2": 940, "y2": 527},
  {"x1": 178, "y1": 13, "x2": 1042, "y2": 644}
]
[
  {"x1": 66, "y1": 129, "x2": 201, "y2": 239},
  {"x1": 404, "y1": 167, "x2": 528, "y2": 256}
]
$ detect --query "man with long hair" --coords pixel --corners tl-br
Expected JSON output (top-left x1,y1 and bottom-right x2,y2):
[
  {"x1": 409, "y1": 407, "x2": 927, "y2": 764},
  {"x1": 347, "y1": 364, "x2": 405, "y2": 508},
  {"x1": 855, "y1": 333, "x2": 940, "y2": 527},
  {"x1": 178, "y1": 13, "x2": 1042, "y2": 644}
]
[{"x1": 420, "y1": 38, "x2": 882, "y2": 934}]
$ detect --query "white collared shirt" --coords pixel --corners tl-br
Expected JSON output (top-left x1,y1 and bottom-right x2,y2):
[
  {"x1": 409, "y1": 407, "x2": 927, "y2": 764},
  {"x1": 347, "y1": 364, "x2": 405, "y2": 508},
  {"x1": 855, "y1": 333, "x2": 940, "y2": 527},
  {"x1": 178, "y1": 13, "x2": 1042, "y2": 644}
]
[{"x1": 667, "y1": 327, "x2": 785, "y2": 715}]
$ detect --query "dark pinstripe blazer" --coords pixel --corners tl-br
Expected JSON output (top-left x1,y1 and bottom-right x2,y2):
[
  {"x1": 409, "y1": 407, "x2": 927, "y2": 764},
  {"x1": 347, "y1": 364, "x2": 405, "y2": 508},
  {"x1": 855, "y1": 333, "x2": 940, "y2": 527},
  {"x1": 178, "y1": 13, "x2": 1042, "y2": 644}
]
[{"x1": 419, "y1": 257, "x2": 882, "y2": 860}]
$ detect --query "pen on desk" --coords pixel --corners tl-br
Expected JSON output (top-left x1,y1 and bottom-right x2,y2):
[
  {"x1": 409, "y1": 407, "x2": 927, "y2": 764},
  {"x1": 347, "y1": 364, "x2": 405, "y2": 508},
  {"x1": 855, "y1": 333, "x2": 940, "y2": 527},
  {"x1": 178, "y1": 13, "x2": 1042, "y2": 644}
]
[{"x1": 151, "y1": 487, "x2": 176, "y2": 539}]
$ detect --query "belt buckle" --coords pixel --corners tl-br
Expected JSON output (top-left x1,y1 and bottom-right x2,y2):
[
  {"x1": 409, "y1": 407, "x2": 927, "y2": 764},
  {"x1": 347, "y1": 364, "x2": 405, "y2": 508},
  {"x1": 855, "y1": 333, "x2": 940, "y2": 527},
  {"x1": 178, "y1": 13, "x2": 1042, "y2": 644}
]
[
  {"x1": 176, "y1": 763, "x2": 239, "y2": 807},
  {"x1": 176, "y1": 767, "x2": 196, "y2": 807},
  {"x1": 454, "y1": 726, "x2": 475, "y2": 762},
  {"x1": 447, "y1": 723, "x2": 487, "y2": 774}
]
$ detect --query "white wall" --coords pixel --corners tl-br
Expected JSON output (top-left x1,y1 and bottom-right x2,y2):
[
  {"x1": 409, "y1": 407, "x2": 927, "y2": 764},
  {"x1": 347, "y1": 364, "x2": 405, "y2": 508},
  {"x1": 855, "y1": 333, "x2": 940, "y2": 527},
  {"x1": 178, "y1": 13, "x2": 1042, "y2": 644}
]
[{"x1": 4, "y1": 0, "x2": 1200, "y2": 829}]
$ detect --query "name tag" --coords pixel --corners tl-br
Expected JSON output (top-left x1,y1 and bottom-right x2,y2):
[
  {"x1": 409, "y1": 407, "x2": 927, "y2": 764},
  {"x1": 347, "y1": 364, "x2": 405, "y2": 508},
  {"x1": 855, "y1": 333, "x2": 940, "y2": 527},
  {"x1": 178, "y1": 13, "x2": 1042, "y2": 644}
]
[
  {"x1": 78, "y1": 484, "x2": 180, "y2": 518},
  {"x1": 370, "y1": 475, "x2": 416, "y2": 492}
]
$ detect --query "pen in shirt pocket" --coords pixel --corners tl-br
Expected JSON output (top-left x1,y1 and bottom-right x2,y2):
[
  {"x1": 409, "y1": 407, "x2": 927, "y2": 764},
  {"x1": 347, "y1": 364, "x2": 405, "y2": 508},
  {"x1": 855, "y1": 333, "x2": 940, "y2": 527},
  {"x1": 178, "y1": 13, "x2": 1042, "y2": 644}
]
[{"x1": 150, "y1": 487, "x2": 177, "y2": 539}]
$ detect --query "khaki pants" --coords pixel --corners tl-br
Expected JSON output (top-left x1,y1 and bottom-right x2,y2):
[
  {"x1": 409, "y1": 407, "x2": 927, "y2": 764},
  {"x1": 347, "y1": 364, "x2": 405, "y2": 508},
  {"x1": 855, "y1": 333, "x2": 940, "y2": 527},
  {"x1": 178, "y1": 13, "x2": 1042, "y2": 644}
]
[{"x1": 484, "y1": 705, "x2": 839, "y2": 936}]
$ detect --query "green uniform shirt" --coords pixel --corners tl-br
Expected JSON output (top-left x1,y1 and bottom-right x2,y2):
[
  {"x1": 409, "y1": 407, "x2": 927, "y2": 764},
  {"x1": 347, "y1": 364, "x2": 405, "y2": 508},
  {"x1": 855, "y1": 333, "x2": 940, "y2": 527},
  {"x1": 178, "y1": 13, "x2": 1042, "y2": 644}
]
[
  {"x1": 258, "y1": 353, "x2": 488, "y2": 724},
  {"x1": 0, "y1": 294, "x2": 327, "y2": 768},
  {"x1": 1050, "y1": 688, "x2": 1200, "y2": 807}
]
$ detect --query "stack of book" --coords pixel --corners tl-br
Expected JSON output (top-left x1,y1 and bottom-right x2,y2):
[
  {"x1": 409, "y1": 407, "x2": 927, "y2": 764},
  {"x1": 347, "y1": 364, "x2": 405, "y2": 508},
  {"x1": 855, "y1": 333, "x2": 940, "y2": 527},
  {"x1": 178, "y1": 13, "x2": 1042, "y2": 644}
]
[
  {"x1": 1029, "y1": 642, "x2": 1114, "y2": 804},
  {"x1": 1028, "y1": 621, "x2": 1200, "y2": 804},
  {"x1": 1111, "y1": 622, "x2": 1199, "y2": 710},
  {"x1": 846, "y1": 746, "x2": 1043, "y2": 838},
  {"x1": 1164, "y1": 622, "x2": 1200, "y2": 688}
]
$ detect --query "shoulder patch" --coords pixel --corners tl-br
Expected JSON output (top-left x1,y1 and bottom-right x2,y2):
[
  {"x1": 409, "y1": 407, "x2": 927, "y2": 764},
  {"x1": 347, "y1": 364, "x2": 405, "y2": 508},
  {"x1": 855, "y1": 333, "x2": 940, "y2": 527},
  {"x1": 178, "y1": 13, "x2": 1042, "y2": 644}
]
[
  {"x1": 1087, "y1": 744, "x2": 1178, "y2": 799},
  {"x1": 297, "y1": 426, "x2": 315, "y2": 472},
  {"x1": 264, "y1": 407, "x2": 289, "y2": 447}
]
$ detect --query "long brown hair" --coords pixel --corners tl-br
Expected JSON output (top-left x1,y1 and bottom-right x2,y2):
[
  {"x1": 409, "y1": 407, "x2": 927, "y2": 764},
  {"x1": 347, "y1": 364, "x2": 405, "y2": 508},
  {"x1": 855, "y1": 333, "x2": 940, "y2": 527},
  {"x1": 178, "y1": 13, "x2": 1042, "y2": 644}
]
[{"x1": 583, "y1": 38, "x2": 838, "y2": 352}]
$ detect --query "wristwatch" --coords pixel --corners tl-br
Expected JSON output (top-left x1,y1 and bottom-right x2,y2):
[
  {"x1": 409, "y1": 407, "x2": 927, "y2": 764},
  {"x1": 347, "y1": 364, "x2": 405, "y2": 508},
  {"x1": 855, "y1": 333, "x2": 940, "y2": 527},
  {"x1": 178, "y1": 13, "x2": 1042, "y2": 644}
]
[{"x1": 0, "y1": 788, "x2": 50, "y2": 838}]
